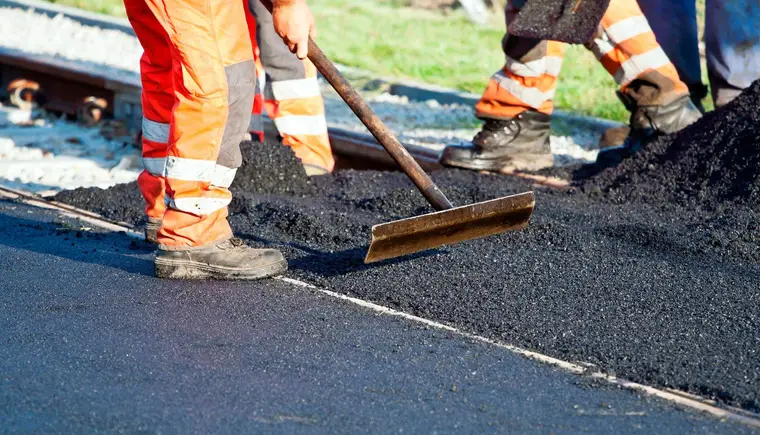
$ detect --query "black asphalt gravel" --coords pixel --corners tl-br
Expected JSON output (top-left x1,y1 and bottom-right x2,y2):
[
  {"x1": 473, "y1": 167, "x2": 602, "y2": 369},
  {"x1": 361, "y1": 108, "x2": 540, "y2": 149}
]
[
  {"x1": 508, "y1": 0, "x2": 610, "y2": 44},
  {"x1": 53, "y1": 83, "x2": 760, "y2": 414},
  {"x1": 3, "y1": 199, "x2": 751, "y2": 433},
  {"x1": 583, "y1": 80, "x2": 760, "y2": 208}
]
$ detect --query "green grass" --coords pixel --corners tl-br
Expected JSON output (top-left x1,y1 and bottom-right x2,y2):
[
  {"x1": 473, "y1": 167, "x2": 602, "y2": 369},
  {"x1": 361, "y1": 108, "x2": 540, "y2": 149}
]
[
  {"x1": 312, "y1": 1, "x2": 503, "y2": 93},
  {"x1": 46, "y1": 0, "x2": 125, "y2": 16},
  {"x1": 310, "y1": 0, "x2": 632, "y2": 120},
  {"x1": 43, "y1": 0, "x2": 711, "y2": 121}
]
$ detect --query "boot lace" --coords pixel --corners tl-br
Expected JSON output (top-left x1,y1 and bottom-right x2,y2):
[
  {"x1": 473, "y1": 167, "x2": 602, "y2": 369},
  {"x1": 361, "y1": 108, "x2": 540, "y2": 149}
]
[
  {"x1": 472, "y1": 119, "x2": 520, "y2": 148},
  {"x1": 218, "y1": 237, "x2": 248, "y2": 251}
]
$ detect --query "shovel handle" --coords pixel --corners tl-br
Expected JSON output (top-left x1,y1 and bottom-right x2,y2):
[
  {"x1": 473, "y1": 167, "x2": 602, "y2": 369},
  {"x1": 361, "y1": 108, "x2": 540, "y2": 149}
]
[{"x1": 257, "y1": 0, "x2": 453, "y2": 211}]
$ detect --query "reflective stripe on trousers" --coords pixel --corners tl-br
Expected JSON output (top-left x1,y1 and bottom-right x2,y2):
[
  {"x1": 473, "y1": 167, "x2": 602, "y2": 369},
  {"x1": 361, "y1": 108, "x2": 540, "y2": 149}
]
[
  {"x1": 126, "y1": 0, "x2": 255, "y2": 248},
  {"x1": 638, "y1": 0, "x2": 760, "y2": 106},
  {"x1": 476, "y1": 0, "x2": 688, "y2": 120},
  {"x1": 246, "y1": 0, "x2": 335, "y2": 172}
]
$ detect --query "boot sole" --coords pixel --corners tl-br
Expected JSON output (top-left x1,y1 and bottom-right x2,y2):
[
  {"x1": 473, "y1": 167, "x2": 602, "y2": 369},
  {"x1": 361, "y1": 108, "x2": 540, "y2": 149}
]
[
  {"x1": 154, "y1": 258, "x2": 288, "y2": 281},
  {"x1": 442, "y1": 153, "x2": 555, "y2": 172}
]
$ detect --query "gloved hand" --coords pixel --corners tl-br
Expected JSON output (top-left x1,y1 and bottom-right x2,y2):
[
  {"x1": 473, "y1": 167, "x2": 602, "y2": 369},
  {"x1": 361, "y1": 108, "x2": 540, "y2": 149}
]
[{"x1": 272, "y1": 0, "x2": 316, "y2": 59}]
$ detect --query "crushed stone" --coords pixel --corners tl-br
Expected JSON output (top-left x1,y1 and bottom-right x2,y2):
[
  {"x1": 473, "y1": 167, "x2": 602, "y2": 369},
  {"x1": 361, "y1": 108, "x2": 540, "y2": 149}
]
[{"x1": 0, "y1": 106, "x2": 140, "y2": 193}]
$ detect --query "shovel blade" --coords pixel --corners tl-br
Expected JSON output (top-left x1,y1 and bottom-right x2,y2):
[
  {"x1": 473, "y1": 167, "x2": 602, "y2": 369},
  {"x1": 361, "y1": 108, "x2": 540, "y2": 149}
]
[{"x1": 365, "y1": 191, "x2": 535, "y2": 264}]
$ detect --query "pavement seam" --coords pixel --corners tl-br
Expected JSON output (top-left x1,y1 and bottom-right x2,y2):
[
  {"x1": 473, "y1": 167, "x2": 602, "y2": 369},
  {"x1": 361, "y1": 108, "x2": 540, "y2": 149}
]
[{"x1": 3, "y1": 183, "x2": 760, "y2": 430}]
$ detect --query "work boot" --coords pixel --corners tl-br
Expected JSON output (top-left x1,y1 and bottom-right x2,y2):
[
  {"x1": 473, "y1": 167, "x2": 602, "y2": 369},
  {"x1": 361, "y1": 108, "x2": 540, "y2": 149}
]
[
  {"x1": 145, "y1": 217, "x2": 162, "y2": 244},
  {"x1": 441, "y1": 110, "x2": 554, "y2": 172},
  {"x1": 302, "y1": 163, "x2": 330, "y2": 176},
  {"x1": 154, "y1": 237, "x2": 287, "y2": 280},
  {"x1": 596, "y1": 92, "x2": 702, "y2": 166},
  {"x1": 687, "y1": 82, "x2": 709, "y2": 114}
]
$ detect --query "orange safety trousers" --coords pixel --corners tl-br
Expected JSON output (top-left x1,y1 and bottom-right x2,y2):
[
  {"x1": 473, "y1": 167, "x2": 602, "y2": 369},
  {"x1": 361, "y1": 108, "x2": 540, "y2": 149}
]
[
  {"x1": 476, "y1": 0, "x2": 689, "y2": 120},
  {"x1": 245, "y1": 0, "x2": 335, "y2": 173},
  {"x1": 126, "y1": 0, "x2": 255, "y2": 248}
]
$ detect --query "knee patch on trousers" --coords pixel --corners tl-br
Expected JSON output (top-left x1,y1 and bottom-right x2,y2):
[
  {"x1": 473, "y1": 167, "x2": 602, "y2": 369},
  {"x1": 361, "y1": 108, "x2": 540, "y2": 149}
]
[{"x1": 217, "y1": 59, "x2": 256, "y2": 171}]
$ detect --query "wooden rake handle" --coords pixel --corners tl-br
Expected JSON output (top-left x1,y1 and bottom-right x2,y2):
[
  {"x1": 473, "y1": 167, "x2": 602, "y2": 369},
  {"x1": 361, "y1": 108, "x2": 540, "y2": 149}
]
[{"x1": 258, "y1": 0, "x2": 454, "y2": 211}]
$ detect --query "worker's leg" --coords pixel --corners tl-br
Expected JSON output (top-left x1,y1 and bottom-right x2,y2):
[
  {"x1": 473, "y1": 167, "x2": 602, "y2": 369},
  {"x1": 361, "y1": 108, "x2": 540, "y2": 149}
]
[
  {"x1": 124, "y1": 0, "x2": 173, "y2": 243},
  {"x1": 472, "y1": 37, "x2": 566, "y2": 119},
  {"x1": 704, "y1": 0, "x2": 760, "y2": 107},
  {"x1": 637, "y1": 0, "x2": 707, "y2": 108},
  {"x1": 249, "y1": 64, "x2": 266, "y2": 142},
  {"x1": 442, "y1": 0, "x2": 565, "y2": 172},
  {"x1": 244, "y1": 3, "x2": 266, "y2": 143},
  {"x1": 588, "y1": 0, "x2": 702, "y2": 163},
  {"x1": 135, "y1": 0, "x2": 286, "y2": 279},
  {"x1": 248, "y1": 0, "x2": 335, "y2": 175}
]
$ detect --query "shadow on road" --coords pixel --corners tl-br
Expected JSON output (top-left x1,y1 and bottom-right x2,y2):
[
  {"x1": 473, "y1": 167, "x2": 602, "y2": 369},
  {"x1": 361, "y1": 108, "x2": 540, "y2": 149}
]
[
  {"x1": 0, "y1": 203, "x2": 154, "y2": 277},
  {"x1": 237, "y1": 231, "x2": 442, "y2": 279}
]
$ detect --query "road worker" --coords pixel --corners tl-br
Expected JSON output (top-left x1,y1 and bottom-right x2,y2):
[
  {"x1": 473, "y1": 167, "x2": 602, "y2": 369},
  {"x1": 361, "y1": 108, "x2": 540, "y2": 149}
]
[
  {"x1": 441, "y1": 0, "x2": 703, "y2": 171},
  {"x1": 597, "y1": 0, "x2": 760, "y2": 151},
  {"x1": 245, "y1": 0, "x2": 335, "y2": 176},
  {"x1": 125, "y1": 0, "x2": 313, "y2": 280},
  {"x1": 639, "y1": 0, "x2": 760, "y2": 110}
]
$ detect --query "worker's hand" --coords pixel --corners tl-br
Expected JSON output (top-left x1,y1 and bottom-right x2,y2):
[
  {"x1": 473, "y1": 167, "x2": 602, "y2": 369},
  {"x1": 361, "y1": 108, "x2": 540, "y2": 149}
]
[{"x1": 272, "y1": 0, "x2": 316, "y2": 60}]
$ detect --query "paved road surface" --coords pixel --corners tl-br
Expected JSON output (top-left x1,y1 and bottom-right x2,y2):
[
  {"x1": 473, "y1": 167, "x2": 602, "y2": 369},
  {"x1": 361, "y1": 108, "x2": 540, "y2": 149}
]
[{"x1": 0, "y1": 199, "x2": 751, "y2": 433}]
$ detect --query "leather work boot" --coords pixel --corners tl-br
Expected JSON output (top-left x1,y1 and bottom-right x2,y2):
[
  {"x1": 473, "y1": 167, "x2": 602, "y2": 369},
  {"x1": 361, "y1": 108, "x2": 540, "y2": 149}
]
[
  {"x1": 441, "y1": 110, "x2": 554, "y2": 172},
  {"x1": 144, "y1": 217, "x2": 162, "y2": 244},
  {"x1": 154, "y1": 238, "x2": 288, "y2": 280},
  {"x1": 596, "y1": 92, "x2": 702, "y2": 166},
  {"x1": 302, "y1": 163, "x2": 330, "y2": 176}
]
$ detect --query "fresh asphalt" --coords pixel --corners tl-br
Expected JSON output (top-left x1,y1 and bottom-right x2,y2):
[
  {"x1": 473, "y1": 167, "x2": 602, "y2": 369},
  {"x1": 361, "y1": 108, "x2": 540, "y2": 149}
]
[{"x1": 0, "y1": 199, "x2": 754, "y2": 433}]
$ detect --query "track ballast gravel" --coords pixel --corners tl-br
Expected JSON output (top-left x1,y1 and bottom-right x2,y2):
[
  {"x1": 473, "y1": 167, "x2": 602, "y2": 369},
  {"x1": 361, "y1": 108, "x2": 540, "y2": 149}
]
[
  {"x1": 54, "y1": 84, "x2": 760, "y2": 413},
  {"x1": 0, "y1": 5, "x2": 603, "y2": 167}
]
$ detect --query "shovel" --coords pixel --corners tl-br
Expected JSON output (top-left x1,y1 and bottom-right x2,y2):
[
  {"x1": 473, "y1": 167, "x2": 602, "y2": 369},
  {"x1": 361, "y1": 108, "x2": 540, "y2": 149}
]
[
  {"x1": 258, "y1": 0, "x2": 535, "y2": 263},
  {"x1": 508, "y1": 0, "x2": 611, "y2": 44}
]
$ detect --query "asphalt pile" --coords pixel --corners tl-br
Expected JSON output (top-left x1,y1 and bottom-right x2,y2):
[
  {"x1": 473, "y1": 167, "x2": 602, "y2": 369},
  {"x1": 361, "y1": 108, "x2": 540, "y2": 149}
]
[
  {"x1": 54, "y1": 84, "x2": 760, "y2": 413},
  {"x1": 582, "y1": 80, "x2": 760, "y2": 207},
  {"x1": 54, "y1": 140, "x2": 316, "y2": 226}
]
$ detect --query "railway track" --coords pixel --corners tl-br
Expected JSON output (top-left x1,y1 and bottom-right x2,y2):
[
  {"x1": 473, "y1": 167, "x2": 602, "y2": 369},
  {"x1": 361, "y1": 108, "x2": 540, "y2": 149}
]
[
  {"x1": 0, "y1": 44, "x2": 442, "y2": 172},
  {"x1": 0, "y1": 0, "x2": 577, "y2": 188},
  {"x1": 0, "y1": 0, "x2": 442, "y2": 173},
  {"x1": 0, "y1": 48, "x2": 571, "y2": 187}
]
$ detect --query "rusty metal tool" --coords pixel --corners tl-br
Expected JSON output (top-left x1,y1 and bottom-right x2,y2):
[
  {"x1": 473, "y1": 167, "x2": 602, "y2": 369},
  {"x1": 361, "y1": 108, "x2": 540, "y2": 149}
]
[{"x1": 259, "y1": 0, "x2": 535, "y2": 263}]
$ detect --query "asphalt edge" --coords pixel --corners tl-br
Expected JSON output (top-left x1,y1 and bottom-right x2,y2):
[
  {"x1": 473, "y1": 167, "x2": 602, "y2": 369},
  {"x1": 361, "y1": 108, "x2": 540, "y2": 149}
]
[{"x1": 2, "y1": 182, "x2": 758, "y2": 430}]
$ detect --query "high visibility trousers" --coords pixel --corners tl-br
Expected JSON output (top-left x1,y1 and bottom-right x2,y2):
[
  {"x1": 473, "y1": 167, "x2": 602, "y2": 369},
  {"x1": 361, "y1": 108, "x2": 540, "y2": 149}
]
[
  {"x1": 476, "y1": 0, "x2": 689, "y2": 120},
  {"x1": 638, "y1": 0, "x2": 760, "y2": 107},
  {"x1": 245, "y1": 0, "x2": 335, "y2": 173},
  {"x1": 126, "y1": 0, "x2": 255, "y2": 248}
]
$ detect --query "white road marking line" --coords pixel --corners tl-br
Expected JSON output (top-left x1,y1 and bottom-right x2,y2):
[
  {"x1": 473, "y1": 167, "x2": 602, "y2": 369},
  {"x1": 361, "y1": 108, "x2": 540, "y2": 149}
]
[
  {"x1": 276, "y1": 276, "x2": 458, "y2": 333},
  {"x1": 3, "y1": 183, "x2": 759, "y2": 429},
  {"x1": 280, "y1": 274, "x2": 760, "y2": 427}
]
